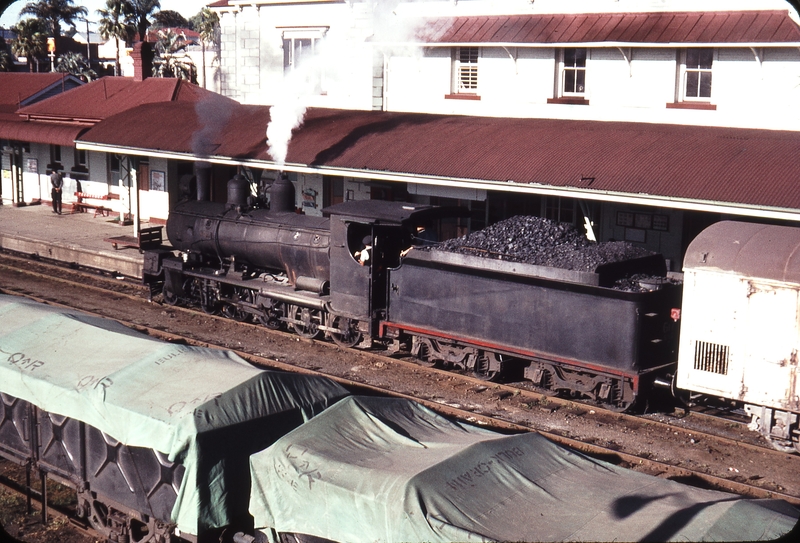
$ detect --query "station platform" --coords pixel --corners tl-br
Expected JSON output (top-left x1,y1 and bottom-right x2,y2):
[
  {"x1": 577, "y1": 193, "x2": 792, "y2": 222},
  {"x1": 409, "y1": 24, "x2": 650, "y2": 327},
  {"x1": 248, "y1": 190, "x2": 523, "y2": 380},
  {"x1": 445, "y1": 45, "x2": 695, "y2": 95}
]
[{"x1": 0, "y1": 202, "x2": 168, "y2": 279}]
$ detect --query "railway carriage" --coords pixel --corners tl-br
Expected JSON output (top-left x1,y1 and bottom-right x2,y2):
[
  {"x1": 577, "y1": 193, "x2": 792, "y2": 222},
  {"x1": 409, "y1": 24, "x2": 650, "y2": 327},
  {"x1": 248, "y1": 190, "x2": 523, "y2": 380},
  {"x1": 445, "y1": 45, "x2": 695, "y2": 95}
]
[{"x1": 677, "y1": 221, "x2": 800, "y2": 453}]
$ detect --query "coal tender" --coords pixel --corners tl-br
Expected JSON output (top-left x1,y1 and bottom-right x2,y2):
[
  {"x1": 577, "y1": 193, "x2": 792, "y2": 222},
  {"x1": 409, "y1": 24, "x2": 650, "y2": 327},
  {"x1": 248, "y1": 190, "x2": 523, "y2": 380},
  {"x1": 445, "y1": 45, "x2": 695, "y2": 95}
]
[{"x1": 385, "y1": 216, "x2": 682, "y2": 411}]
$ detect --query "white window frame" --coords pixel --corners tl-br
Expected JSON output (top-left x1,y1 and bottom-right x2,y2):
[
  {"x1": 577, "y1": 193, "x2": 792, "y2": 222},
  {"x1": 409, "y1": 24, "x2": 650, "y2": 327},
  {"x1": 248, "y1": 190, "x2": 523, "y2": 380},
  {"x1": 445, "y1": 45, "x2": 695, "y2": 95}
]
[
  {"x1": 558, "y1": 48, "x2": 587, "y2": 97},
  {"x1": 679, "y1": 48, "x2": 714, "y2": 102},
  {"x1": 452, "y1": 46, "x2": 479, "y2": 94},
  {"x1": 280, "y1": 28, "x2": 328, "y2": 94}
]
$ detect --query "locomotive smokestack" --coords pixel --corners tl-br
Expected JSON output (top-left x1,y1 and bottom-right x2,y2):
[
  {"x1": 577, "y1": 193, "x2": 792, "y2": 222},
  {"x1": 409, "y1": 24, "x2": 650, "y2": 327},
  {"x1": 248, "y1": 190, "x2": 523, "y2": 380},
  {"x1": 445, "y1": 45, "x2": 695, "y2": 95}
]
[
  {"x1": 196, "y1": 165, "x2": 211, "y2": 201},
  {"x1": 269, "y1": 173, "x2": 296, "y2": 213}
]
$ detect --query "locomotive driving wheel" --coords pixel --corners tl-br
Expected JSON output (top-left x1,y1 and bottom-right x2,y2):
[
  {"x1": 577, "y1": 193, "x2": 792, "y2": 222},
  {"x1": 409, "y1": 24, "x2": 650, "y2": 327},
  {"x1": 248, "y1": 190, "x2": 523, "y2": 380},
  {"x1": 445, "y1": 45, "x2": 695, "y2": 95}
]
[
  {"x1": 162, "y1": 286, "x2": 178, "y2": 306},
  {"x1": 288, "y1": 305, "x2": 323, "y2": 339},
  {"x1": 327, "y1": 315, "x2": 362, "y2": 348}
]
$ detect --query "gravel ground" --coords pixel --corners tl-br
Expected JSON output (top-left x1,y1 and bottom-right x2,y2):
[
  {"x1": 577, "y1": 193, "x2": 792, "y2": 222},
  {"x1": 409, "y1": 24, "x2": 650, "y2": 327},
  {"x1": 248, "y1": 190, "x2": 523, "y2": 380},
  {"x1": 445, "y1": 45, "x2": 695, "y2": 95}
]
[{"x1": 2, "y1": 254, "x2": 800, "y2": 542}]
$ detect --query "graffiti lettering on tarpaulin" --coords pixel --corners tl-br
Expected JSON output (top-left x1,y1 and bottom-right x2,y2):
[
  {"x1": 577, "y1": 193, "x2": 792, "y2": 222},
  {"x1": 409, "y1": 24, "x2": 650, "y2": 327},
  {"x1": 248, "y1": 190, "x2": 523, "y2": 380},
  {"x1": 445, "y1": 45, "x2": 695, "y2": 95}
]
[{"x1": 302, "y1": 188, "x2": 318, "y2": 209}]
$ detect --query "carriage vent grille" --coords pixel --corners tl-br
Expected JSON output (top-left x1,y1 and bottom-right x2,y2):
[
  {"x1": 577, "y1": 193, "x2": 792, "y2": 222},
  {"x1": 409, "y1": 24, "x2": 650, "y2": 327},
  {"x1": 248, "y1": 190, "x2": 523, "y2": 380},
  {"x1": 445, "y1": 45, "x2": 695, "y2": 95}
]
[{"x1": 693, "y1": 341, "x2": 729, "y2": 375}]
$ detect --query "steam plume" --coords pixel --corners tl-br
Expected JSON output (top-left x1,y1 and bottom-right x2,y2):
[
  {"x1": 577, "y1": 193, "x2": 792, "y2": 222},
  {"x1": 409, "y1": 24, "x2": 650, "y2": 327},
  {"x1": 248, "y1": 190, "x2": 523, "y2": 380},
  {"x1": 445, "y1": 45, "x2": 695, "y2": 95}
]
[{"x1": 265, "y1": 0, "x2": 426, "y2": 167}]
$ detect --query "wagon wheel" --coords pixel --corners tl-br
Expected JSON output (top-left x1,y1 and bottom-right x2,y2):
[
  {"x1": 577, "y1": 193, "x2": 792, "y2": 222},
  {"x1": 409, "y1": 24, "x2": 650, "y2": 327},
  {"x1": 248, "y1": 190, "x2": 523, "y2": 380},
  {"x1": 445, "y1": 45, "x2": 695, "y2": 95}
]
[
  {"x1": 85, "y1": 499, "x2": 115, "y2": 541},
  {"x1": 162, "y1": 286, "x2": 178, "y2": 306},
  {"x1": 328, "y1": 315, "x2": 362, "y2": 348},
  {"x1": 289, "y1": 305, "x2": 323, "y2": 339}
]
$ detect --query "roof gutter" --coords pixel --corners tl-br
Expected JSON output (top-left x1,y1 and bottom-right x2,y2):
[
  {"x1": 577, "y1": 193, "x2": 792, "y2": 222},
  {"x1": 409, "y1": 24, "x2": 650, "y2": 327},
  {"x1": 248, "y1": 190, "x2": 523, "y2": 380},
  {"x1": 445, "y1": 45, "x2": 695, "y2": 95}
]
[
  {"x1": 398, "y1": 41, "x2": 800, "y2": 49},
  {"x1": 75, "y1": 141, "x2": 800, "y2": 223}
]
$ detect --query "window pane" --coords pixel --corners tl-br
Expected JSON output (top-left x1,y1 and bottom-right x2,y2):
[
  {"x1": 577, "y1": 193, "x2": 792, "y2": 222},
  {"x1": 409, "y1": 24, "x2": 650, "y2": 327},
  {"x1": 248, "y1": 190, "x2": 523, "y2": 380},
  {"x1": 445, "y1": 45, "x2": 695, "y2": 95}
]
[
  {"x1": 460, "y1": 47, "x2": 478, "y2": 64},
  {"x1": 686, "y1": 48, "x2": 712, "y2": 69},
  {"x1": 685, "y1": 71, "x2": 699, "y2": 97},
  {"x1": 699, "y1": 72, "x2": 712, "y2": 97},
  {"x1": 565, "y1": 48, "x2": 586, "y2": 68}
]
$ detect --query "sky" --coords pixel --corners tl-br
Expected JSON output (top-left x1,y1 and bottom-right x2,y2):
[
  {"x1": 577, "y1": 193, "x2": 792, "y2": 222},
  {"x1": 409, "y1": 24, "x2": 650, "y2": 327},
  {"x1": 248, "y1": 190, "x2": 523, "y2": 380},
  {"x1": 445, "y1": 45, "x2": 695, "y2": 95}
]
[{"x1": 0, "y1": 0, "x2": 210, "y2": 30}]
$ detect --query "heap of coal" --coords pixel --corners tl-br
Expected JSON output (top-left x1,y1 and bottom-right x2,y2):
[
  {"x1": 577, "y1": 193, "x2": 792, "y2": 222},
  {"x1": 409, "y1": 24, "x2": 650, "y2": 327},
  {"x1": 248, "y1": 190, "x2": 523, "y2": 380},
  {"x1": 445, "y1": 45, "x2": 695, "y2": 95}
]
[{"x1": 431, "y1": 215, "x2": 655, "y2": 272}]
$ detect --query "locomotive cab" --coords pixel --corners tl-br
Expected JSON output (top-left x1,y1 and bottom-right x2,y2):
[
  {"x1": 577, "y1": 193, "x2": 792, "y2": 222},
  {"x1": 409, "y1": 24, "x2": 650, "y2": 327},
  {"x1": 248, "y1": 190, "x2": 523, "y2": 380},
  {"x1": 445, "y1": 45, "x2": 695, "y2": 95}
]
[{"x1": 324, "y1": 201, "x2": 468, "y2": 336}]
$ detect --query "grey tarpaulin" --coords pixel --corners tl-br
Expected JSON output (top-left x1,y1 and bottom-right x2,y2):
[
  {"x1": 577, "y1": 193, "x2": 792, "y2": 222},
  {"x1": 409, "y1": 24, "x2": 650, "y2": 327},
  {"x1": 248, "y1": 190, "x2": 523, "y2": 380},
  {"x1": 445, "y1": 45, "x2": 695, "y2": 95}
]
[
  {"x1": 0, "y1": 295, "x2": 349, "y2": 536},
  {"x1": 249, "y1": 396, "x2": 799, "y2": 542}
]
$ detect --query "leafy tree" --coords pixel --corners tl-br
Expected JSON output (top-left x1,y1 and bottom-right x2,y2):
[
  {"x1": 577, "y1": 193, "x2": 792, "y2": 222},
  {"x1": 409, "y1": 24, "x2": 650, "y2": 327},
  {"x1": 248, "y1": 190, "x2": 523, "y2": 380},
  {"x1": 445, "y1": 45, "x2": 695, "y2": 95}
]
[
  {"x1": 11, "y1": 17, "x2": 49, "y2": 72},
  {"x1": 129, "y1": 0, "x2": 161, "y2": 41},
  {"x1": 152, "y1": 28, "x2": 196, "y2": 83},
  {"x1": 97, "y1": 0, "x2": 136, "y2": 76},
  {"x1": 0, "y1": 49, "x2": 11, "y2": 72},
  {"x1": 195, "y1": 7, "x2": 219, "y2": 90},
  {"x1": 152, "y1": 10, "x2": 189, "y2": 29},
  {"x1": 19, "y1": 0, "x2": 88, "y2": 39},
  {"x1": 56, "y1": 51, "x2": 97, "y2": 81}
]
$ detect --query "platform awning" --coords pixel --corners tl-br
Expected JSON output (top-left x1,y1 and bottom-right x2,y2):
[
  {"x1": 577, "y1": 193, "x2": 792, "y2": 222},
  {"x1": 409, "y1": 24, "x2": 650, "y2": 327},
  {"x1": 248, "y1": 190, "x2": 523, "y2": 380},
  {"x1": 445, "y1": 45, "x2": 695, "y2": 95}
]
[{"x1": 0, "y1": 118, "x2": 89, "y2": 146}]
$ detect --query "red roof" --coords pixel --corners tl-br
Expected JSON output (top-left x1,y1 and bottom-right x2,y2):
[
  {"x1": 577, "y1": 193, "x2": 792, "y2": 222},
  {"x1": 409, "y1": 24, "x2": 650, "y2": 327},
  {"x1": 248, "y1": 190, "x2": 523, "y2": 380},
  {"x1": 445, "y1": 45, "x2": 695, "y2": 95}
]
[
  {"x1": 0, "y1": 73, "x2": 79, "y2": 114},
  {"x1": 16, "y1": 77, "x2": 226, "y2": 123},
  {"x1": 77, "y1": 105, "x2": 800, "y2": 213},
  {"x1": 419, "y1": 10, "x2": 800, "y2": 44},
  {"x1": 1, "y1": 76, "x2": 237, "y2": 147}
]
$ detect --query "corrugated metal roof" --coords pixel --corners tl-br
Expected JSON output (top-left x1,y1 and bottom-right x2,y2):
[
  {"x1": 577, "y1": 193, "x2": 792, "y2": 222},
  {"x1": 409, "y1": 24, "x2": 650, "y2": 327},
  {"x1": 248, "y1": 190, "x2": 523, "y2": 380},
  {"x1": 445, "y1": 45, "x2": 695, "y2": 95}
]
[
  {"x1": 0, "y1": 118, "x2": 88, "y2": 146},
  {"x1": 77, "y1": 105, "x2": 800, "y2": 214},
  {"x1": 419, "y1": 10, "x2": 800, "y2": 44},
  {"x1": 16, "y1": 77, "x2": 228, "y2": 123},
  {"x1": 0, "y1": 73, "x2": 81, "y2": 114}
]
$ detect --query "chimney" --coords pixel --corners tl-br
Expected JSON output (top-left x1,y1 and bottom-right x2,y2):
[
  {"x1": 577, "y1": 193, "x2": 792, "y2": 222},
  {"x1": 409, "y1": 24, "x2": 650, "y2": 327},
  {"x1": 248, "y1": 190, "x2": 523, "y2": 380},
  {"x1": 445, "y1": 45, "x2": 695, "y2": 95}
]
[{"x1": 131, "y1": 42, "x2": 153, "y2": 81}]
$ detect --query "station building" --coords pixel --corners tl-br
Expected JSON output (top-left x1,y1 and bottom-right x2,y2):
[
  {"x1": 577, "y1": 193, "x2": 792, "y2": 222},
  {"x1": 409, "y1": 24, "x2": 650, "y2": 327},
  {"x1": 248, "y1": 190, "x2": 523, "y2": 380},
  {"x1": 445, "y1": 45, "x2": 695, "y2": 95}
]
[{"x1": 3, "y1": 0, "x2": 800, "y2": 269}]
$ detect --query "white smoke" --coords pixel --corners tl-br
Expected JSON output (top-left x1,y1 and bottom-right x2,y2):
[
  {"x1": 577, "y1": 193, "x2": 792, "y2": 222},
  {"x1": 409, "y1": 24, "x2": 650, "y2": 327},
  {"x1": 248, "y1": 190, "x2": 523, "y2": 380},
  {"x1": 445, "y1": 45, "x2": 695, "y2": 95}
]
[{"x1": 265, "y1": 0, "x2": 428, "y2": 167}]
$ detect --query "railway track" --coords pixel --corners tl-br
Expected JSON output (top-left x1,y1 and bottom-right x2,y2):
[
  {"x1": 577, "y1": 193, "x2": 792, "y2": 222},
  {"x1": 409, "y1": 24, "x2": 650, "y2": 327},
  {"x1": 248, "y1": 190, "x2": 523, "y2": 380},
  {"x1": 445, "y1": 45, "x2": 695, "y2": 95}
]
[{"x1": 2, "y1": 251, "x2": 800, "y2": 510}]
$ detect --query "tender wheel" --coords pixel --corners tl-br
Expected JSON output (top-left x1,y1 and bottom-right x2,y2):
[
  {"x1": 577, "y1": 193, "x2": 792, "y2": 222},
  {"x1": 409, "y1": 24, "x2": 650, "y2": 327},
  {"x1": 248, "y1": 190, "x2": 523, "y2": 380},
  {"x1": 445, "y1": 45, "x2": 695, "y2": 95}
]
[
  {"x1": 472, "y1": 353, "x2": 500, "y2": 382},
  {"x1": 289, "y1": 305, "x2": 323, "y2": 339},
  {"x1": 328, "y1": 315, "x2": 362, "y2": 348},
  {"x1": 411, "y1": 337, "x2": 443, "y2": 368}
]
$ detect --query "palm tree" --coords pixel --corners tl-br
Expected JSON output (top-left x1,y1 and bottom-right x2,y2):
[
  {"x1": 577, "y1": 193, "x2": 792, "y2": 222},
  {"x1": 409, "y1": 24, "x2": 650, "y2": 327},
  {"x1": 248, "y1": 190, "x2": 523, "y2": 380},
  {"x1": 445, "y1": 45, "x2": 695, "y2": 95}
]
[
  {"x1": 97, "y1": 0, "x2": 136, "y2": 76},
  {"x1": 56, "y1": 51, "x2": 97, "y2": 81},
  {"x1": 129, "y1": 0, "x2": 161, "y2": 41},
  {"x1": 196, "y1": 7, "x2": 219, "y2": 89},
  {"x1": 0, "y1": 49, "x2": 12, "y2": 72},
  {"x1": 19, "y1": 0, "x2": 88, "y2": 40},
  {"x1": 11, "y1": 18, "x2": 49, "y2": 72},
  {"x1": 151, "y1": 29, "x2": 196, "y2": 83}
]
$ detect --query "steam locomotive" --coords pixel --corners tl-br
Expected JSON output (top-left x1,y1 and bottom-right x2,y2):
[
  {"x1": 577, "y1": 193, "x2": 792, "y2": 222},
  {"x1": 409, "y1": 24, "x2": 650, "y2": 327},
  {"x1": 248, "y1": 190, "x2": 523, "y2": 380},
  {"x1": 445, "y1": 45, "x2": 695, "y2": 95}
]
[{"x1": 143, "y1": 175, "x2": 800, "y2": 452}]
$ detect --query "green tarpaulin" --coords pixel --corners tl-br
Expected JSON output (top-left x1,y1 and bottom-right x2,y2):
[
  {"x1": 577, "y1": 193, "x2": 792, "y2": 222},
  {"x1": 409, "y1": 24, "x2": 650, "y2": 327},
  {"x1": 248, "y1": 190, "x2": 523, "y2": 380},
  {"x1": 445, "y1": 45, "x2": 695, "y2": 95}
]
[
  {"x1": 249, "y1": 396, "x2": 799, "y2": 542},
  {"x1": 0, "y1": 295, "x2": 349, "y2": 536}
]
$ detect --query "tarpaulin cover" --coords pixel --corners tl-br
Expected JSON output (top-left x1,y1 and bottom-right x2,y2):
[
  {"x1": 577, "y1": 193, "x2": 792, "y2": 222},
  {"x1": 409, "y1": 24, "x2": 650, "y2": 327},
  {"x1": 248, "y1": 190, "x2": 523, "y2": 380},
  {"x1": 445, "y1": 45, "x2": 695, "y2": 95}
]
[
  {"x1": 249, "y1": 396, "x2": 800, "y2": 542},
  {"x1": 0, "y1": 296, "x2": 349, "y2": 535}
]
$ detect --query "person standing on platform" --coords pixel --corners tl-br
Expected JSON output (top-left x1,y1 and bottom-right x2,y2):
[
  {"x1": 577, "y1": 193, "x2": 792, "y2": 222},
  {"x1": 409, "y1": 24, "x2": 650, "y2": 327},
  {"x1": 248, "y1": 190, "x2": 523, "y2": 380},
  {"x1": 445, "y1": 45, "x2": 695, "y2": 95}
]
[{"x1": 50, "y1": 169, "x2": 63, "y2": 214}]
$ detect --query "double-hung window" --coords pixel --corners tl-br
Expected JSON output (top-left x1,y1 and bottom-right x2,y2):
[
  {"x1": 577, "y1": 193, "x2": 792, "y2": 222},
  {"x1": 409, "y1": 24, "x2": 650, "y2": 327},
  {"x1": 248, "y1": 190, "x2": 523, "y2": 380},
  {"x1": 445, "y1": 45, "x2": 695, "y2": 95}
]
[
  {"x1": 681, "y1": 48, "x2": 713, "y2": 100},
  {"x1": 561, "y1": 48, "x2": 587, "y2": 96},
  {"x1": 453, "y1": 46, "x2": 479, "y2": 94},
  {"x1": 281, "y1": 28, "x2": 327, "y2": 93}
]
